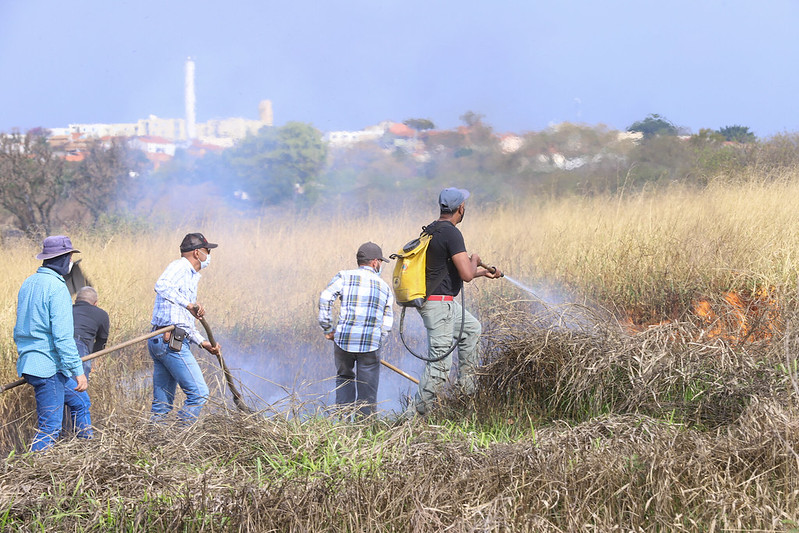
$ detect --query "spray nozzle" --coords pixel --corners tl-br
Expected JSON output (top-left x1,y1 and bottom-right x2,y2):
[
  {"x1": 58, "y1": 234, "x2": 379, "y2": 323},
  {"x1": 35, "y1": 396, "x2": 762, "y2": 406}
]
[{"x1": 478, "y1": 261, "x2": 504, "y2": 277}]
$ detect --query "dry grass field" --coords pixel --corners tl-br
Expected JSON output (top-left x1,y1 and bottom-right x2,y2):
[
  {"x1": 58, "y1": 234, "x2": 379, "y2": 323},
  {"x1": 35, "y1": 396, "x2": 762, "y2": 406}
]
[{"x1": 2, "y1": 175, "x2": 799, "y2": 530}]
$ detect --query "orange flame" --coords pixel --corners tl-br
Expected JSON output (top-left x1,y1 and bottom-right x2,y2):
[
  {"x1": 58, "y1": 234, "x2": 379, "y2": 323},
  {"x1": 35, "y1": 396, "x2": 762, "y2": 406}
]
[{"x1": 625, "y1": 288, "x2": 780, "y2": 343}]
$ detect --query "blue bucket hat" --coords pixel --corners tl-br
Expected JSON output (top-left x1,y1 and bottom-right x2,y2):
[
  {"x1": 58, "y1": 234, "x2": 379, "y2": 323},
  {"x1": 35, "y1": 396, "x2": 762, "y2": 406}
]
[{"x1": 36, "y1": 235, "x2": 80, "y2": 260}]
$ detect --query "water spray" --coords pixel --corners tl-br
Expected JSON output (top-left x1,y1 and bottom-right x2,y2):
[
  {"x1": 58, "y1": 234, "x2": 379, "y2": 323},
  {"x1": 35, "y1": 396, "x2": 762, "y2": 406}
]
[
  {"x1": 501, "y1": 276, "x2": 544, "y2": 300},
  {"x1": 479, "y1": 260, "x2": 544, "y2": 301}
]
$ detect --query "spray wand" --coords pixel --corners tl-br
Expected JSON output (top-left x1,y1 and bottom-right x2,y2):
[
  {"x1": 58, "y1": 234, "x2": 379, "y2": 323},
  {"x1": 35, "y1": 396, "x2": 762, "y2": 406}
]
[
  {"x1": 478, "y1": 261, "x2": 504, "y2": 277},
  {"x1": 479, "y1": 260, "x2": 550, "y2": 302}
]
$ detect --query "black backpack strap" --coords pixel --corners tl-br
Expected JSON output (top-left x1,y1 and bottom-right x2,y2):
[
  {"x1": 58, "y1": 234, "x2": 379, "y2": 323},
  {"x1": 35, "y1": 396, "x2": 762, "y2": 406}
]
[{"x1": 421, "y1": 220, "x2": 443, "y2": 237}]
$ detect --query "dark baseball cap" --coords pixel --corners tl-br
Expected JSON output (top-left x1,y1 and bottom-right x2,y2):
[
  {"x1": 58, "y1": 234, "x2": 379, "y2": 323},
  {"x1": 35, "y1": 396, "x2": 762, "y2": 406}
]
[
  {"x1": 439, "y1": 187, "x2": 470, "y2": 212},
  {"x1": 180, "y1": 233, "x2": 218, "y2": 253},
  {"x1": 357, "y1": 242, "x2": 389, "y2": 264}
]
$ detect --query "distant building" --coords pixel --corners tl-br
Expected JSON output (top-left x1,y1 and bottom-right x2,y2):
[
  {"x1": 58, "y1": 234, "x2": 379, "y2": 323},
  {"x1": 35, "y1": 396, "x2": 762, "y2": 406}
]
[
  {"x1": 60, "y1": 100, "x2": 273, "y2": 145},
  {"x1": 616, "y1": 131, "x2": 644, "y2": 143},
  {"x1": 129, "y1": 136, "x2": 176, "y2": 170},
  {"x1": 68, "y1": 121, "x2": 139, "y2": 138},
  {"x1": 137, "y1": 115, "x2": 186, "y2": 140},
  {"x1": 196, "y1": 117, "x2": 265, "y2": 143},
  {"x1": 129, "y1": 136, "x2": 176, "y2": 156},
  {"x1": 325, "y1": 129, "x2": 383, "y2": 147},
  {"x1": 500, "y1": 134, "x2": 523, "y2": 154}
]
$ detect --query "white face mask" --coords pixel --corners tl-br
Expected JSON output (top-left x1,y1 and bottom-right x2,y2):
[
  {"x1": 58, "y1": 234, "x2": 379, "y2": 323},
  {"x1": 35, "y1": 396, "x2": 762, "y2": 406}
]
[
  {"x1": 376, "y1": 261, "x2": 383, "y2": 274},
  {"x1": 198, "y1": 250, "x2": 211, "y2": 270},
  {"x1": 68, "y1": 260, "x2": 74, "y2": 273}
]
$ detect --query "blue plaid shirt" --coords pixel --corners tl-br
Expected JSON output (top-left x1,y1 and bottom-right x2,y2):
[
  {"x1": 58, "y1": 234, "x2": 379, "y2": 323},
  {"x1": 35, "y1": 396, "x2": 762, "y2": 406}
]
[
  {"x1": 318, "y1": 266, "x2": 394, "y2": 353},
  {"x1": 151, "y1": 257, "x2": 206, "y2": 345},
  {"x1": 14, "y1": 267, "x2": 83, "y2": 378}
]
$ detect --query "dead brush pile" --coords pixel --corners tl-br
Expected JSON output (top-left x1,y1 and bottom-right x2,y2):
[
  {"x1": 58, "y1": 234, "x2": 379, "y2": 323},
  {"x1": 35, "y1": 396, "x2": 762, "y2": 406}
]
[
  {"x1": 477, "y1": 298, "x2": 794, "y2": 428},
  {"x1": 3, "y1": 299, "x2": 799, "y2": 530},
  {"x1": 1, "y1": 403, "x2": 799, "y2": 531}
]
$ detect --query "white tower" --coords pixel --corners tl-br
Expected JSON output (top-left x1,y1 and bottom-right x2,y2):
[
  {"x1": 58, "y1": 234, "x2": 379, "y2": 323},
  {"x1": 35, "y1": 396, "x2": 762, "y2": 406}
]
[{"x1": 185, "y1": 57, "x2": 196, "y2": 140}]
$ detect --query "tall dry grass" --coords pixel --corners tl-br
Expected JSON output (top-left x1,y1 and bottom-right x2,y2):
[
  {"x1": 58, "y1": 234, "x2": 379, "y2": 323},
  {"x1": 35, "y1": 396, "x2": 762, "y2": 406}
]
[
  {"x1": 4, "y1": 174, "x2": 799, "y2": 358},
  {"x1": 2, "y1": 175, "x2": 799, "y2": 529}
]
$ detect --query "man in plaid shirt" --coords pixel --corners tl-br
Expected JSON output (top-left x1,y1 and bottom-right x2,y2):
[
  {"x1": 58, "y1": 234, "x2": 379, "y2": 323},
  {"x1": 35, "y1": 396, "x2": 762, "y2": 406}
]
[{"x1": 319, "y1": 242, "x2": 394, "y2": 418}]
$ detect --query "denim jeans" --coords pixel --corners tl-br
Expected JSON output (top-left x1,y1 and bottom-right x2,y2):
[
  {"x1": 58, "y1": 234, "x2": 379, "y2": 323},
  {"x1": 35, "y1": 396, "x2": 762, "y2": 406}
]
[
  {"x1": 333, "y1": 344, "x2": 380, "y2": 418},
  {"x1": 148, "y1": 335, "x2": 209, "y2": 423},
  {"x1": 25, "y1": 372, "x2": 92, "y2": 452},
  {"x1": 411, "y1": 299, "x2": 481, "y2": 415},
  {"x1": 75, "y1": 338, "x2": 92, "y2": 379}
]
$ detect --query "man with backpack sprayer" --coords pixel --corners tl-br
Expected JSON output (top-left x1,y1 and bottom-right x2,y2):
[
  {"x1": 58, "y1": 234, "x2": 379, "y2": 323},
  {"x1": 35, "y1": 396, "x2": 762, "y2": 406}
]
[{"x1": 402, "y1": 188, "x2": 503, "y2": 417}]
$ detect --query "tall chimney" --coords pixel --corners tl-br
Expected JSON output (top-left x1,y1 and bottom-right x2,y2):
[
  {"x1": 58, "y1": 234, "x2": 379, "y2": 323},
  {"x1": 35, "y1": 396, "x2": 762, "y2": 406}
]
[
  {"x1": 259, "y1": 100, "x2": 274, "y2": 126},
  {"x1": 185, "y1": 57, "x2": 196, "y2": 140}
]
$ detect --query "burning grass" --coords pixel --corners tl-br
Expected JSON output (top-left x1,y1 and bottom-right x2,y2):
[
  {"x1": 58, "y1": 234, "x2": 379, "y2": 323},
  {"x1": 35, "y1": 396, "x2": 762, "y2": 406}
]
[{"x1": 475, "y1": 298, "x2": 793, "y2": 429}]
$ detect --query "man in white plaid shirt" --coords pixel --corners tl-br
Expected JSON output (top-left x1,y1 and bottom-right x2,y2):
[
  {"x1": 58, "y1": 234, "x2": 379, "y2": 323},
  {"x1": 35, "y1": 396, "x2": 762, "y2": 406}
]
[
  {"x1": 149, "y1": 232, "x2": 221, "y2": 423},
  {"x1": 319, "y1": 242, "x2": 394, "y2": 418}
]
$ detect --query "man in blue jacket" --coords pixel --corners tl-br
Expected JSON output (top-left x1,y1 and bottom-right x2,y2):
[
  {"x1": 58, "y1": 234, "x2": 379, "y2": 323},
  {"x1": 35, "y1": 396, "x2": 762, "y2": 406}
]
[{"x1": 14, "y1": 235, "x2": 91, "y2": 452}]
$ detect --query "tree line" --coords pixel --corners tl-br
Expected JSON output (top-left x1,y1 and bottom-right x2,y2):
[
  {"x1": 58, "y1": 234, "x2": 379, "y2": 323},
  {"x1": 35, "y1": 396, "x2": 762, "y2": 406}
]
[
  {"x1": 2, "y1": 113, "x2": 797, "y2": 232},
  {"x1": 0, "y1": 130, "x2": 147, "y2": 234}
]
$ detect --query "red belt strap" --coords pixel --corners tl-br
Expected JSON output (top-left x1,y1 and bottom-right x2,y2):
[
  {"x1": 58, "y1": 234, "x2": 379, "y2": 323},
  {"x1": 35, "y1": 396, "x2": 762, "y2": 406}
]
[{"x1": 427, "y1": 295, "x2": 454, "y2": 301}]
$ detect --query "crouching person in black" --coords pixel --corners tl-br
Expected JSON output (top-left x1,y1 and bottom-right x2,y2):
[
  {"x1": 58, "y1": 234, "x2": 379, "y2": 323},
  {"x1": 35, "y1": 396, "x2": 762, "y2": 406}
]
[{"x1": 72, "y1": 286, "x2": 110, "y2": 380}]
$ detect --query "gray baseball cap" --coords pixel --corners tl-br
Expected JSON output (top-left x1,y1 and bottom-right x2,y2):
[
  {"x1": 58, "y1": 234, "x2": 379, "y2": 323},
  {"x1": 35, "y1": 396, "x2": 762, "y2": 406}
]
[
  {"x1": 357, "y1": 242, "x2": 389, "y2": 264},
  {"x1": 439, "y1": 187, "x2": 470, "y2": 212}
]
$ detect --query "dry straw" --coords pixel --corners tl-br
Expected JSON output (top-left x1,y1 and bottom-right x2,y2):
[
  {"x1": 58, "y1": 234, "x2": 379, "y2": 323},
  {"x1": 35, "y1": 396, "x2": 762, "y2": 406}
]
[{"x1": 2, "y1": 177, "x2": 799, "y2": 529}]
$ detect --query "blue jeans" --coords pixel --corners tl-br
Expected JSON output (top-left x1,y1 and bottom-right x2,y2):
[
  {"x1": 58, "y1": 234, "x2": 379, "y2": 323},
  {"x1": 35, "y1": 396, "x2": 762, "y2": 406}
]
[
  {"x1": 334, "y1": 343, "x2": 380, "y2": 418},
  {"x1": 148, "y1": 335, "x2": 209, "y2": 423},
  {"x1": 25, "y1": 373, "x2": 92, "y2": 452},
  {"x1": 75, "y1": 338, "x2": 92, "y2": 379}
]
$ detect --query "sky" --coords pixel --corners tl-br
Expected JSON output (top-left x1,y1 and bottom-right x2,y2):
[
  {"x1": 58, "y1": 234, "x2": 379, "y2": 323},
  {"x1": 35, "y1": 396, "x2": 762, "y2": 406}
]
[{"x1": 1, "y1": 0, "x2": 798, "y2": 138}]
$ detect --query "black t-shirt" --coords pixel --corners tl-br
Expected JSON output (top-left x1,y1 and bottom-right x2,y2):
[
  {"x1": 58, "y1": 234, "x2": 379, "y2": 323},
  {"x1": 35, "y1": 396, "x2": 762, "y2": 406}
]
[
  {"x1": 425, "y1": 220, "x2": 467, "y2": 297},
  {"x1": 72, "y1": 300, "x2": 110, "y2": 353}
]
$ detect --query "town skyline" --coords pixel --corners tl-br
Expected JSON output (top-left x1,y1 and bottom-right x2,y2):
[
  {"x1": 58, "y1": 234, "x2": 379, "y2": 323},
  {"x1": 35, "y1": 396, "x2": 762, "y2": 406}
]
[{"x1": 2, "y1": 1, "x2": 799, "y2": 138}]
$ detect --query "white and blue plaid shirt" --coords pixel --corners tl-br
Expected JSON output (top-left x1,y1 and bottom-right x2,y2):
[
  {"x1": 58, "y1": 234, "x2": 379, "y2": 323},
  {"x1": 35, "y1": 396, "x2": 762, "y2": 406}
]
[
  {"x1": 318, "y1": 266, "x2": 394, "y2": 353},
  {"x1": 151, "y1": 257, "x2": 206, "y2": 345}
]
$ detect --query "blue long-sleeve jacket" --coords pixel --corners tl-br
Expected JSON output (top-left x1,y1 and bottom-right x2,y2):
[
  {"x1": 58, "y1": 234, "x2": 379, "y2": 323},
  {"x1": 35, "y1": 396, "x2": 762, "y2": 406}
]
[{"x1": 14, "y1": 267, "x2": 83, "y2": 378}]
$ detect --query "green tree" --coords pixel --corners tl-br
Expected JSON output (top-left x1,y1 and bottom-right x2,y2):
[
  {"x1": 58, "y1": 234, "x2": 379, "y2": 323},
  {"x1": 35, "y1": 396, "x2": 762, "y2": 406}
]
[
  {"x1": 458, "y1": 110, "x2": 495, "y2": 148},
  {"x1": 403, "y1": 118, "x2": 436, "y2": 132},
  {"x1": 0, "y1": 129, "x2": 69, "y2": 233},
  {"x1": 229, "y1": 122, "x2": 327, "y2": 205},
  {"x1": 690, "y1": 128, "x2": 726, "y2": 145},
  {"x1": 627, "y1": 114, "x2": 679, "y2": 139},
  {"x1": 717, "y1": 125, "x2": 756, "y2": 143}
]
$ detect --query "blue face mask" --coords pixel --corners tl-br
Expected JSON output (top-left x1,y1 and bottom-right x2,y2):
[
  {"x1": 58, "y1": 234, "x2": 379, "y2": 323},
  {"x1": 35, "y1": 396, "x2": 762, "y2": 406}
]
[
  {"x1": 198, "y1": 250, "x2": 211, "y2": 270},
  {"x1": 43, "y1": 253, "x2": 72, "y2": 277}
]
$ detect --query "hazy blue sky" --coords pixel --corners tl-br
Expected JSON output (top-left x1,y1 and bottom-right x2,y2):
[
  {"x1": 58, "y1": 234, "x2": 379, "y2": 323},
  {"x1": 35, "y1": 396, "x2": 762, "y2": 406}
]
[{"x1": 1, "y1": 0, "x2": 797, "y2": 137}]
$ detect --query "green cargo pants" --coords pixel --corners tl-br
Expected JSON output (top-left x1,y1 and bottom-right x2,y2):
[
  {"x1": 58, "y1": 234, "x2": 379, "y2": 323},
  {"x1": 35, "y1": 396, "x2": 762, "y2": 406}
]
[{"x1": 410, "y1": 298, "x2": 482, "y2": 415}]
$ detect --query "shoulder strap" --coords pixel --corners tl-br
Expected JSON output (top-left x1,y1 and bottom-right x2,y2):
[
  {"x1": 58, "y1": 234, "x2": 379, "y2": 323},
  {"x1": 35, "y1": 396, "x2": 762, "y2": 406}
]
[{"x1": 421, "y1": 220, "x2": 444, "y2": 236}]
